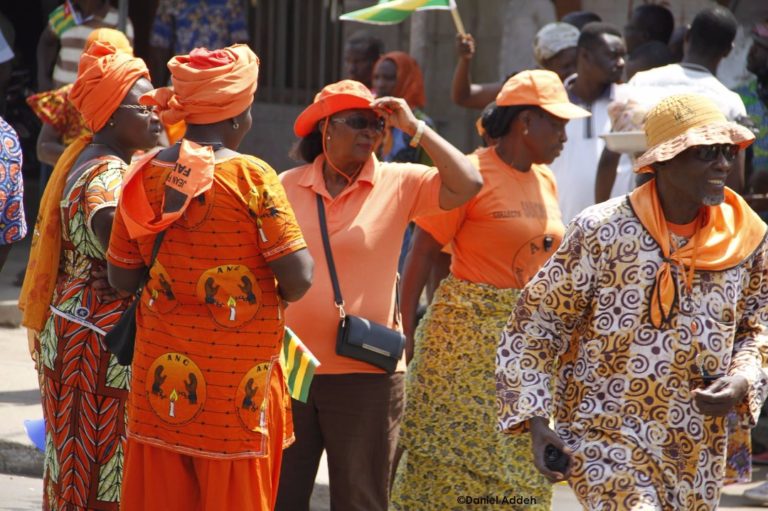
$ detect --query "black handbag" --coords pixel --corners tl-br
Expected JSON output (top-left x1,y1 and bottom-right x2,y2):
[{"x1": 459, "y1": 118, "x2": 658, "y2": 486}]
[
  {"x1": 316, "y1": 195, "x2": 405, "y2": 373},
  {"x1": 104, "y1": 231, "x2": 166, "y2": 366}
]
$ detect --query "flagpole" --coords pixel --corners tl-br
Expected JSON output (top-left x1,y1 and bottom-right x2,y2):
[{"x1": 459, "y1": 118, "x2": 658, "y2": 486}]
[{"x1": 450, "y1": 2, "x2": 466, "y2": 35}]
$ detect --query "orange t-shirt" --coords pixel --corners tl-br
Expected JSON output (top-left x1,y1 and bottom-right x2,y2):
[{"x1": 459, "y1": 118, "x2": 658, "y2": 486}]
[
  {"x1": 280, "y1": 154, "x2": 443, "y2": 374},
  {"x1": 416, "y1": 146, "x2": 565, "y2": 289},
  {"x1": 107, "y1": 155, "x2": 306, "y2": 459}
]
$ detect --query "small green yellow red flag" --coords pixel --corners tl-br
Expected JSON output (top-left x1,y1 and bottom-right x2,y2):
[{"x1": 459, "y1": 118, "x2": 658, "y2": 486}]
[
  {"x1": 340, "y1": 0, "x2": 454, "y2": 25},
  {"x1": 280, "y1": 327, "x2": 320, "y2": 403},
  {"x1": 48, "y1": 0, "x2": 84, "y2": 37}
]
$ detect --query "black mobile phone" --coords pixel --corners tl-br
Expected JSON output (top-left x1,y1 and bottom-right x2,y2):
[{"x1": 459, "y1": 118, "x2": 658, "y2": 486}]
[{"x1": 544, "y1": 444, "x2": 569, "y2": 473}]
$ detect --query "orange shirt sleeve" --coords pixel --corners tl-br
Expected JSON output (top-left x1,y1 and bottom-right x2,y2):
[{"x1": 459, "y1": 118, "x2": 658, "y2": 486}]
[
  {"x1": 414, "y1": 204, "x2": 467, "y2": 247},
  {"x1": 245, "y1": 157, "x2": 307, "y2": 262},
  {"x1": 389, "y1": 163, "x2": 443, "y2": 220},
  {"x1": 107, "y1": 204, "x2": 145, "y2": 269}
]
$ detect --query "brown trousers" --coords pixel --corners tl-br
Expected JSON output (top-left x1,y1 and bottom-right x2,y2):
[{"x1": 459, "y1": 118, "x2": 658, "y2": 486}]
[{"x1": 275, "y1": 373, "x2": 405, "y2": 511}]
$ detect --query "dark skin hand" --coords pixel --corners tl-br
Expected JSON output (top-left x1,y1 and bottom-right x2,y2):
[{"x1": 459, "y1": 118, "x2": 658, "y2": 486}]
[
  {"x1": 691, "y1": 375, "x2": 749, "y2": 417},
  {"x1": 529, "y1": 416, "x2": 572, "y2": 483}
]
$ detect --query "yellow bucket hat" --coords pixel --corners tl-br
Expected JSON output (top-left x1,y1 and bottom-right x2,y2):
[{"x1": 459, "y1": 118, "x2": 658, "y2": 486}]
[{"x1": 633, "y1": 93, "x2": 754, "y2": 173}]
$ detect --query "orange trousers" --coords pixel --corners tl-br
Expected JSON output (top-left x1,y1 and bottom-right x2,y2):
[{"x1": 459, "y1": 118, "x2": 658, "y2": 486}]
[{"x1": 120, "y1": 439, "x2": 283, "y2": 511}]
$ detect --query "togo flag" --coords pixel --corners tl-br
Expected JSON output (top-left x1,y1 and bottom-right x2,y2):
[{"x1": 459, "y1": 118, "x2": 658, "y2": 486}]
[
  {"x1": 48, "y1": 0, "x2": 83, "y2": 37},
  {"x1": 280, "y1": 327, "x2": 320, "y2": 403},
  {"x1": 340, "y1": 0, "x2": 454, "y2": 25}
]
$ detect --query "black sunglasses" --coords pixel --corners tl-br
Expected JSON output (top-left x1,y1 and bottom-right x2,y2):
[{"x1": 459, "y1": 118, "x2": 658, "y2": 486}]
[
  {"x1": 691, "y1": 144, "x2": 739, "y2": 162},
  {"x1": 331, "y1": 115, "x2": 385, "y2": 133}
]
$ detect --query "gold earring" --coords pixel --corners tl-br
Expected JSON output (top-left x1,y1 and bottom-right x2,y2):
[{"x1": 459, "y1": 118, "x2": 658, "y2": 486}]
[{"x1": 232, "y1": 121, "x2": 240, "y2": 130}]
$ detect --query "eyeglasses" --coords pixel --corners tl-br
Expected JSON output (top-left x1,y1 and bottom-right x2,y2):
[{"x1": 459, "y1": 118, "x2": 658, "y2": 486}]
[
  {"x1": 331, "y1": 115, "x2": 385, "y2": 133},
  {"x1": 117, "y1": 104, "x2": 155, "y2": 115},
  {"x1": 691, "y1": 144, "x2": 739, "y2": 162}
]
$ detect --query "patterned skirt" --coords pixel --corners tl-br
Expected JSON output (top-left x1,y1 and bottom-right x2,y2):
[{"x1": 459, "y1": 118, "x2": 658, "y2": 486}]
[
  {"x1": 391, "y1": 275, "x2": 551, "y2": 510},
  {"x1": 37, "y1": 301, "x2": 129, "y2": 511}
]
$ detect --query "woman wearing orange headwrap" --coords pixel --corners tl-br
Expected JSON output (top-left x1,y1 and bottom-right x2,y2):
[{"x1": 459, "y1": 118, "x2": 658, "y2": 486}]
[
  {"x1": 106, "y1": 44, "x2": 313, "y2": 511},
  {"x1": 20, "y1": 40, "x2": 161, "y2": 510},
  {"x1": 372, "y1": 51, "x2": 435, "y2": 165}
]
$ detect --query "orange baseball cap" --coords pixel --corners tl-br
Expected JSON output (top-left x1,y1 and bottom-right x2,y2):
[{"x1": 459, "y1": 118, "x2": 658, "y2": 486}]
[
  {"x1": 294, "y1": 80, "x2": 376, "y2": 137},
  {"x1": 495, "y1": 70, "x2": 590, "y2": 120}
]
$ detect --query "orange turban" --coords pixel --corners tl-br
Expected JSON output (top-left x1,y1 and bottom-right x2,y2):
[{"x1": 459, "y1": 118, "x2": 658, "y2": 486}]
[
  {"x1": 374, "y1": 51, "x2": 426, "y2": 109},
  {"x1": 85, "y1": 27, "x2": 132, "y2": 54},
  {"x1": 141, "y1": 44, "x2": 259, "y2": 125},
  {"x1": 69, "y1": 41, "x2": 150, "y2": 132}
]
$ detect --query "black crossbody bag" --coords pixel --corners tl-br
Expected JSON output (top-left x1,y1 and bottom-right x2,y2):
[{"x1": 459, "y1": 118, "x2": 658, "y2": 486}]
[
  {"x1": 104, "y1": 231, "x2": 166, "y2": 366},
  {"x1": 316, "y1": 195, "x2": 405, "y2": 373}
]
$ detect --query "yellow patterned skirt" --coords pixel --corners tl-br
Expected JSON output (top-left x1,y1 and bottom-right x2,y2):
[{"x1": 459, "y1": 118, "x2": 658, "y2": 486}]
[{"x1": 391, "y1": 275, "x2": 551, "y2": 511}]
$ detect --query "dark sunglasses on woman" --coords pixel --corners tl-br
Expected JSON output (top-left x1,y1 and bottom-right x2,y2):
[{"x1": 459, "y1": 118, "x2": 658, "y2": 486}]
[{"x1": 331, "y1": 115, "x2": 386, "y2": 133}]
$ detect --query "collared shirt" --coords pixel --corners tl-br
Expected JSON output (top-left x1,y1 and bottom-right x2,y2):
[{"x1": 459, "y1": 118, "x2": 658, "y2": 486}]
[
  {"x1": 280, "y1": 154, "x2": 444, "y2": 374},
  {"x1": 416, "y1": 147, "x2": 564, "y2": 289}
]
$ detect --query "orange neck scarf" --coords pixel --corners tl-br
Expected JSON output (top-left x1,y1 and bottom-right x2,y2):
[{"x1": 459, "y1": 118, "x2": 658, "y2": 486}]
[
  {"x1": 119, "y1": 140, "x2": 215, "y2": 239},
  {"x1": 629, "y1": 179, "x2": 767, "y2": 328},
  {"x1": 19, "y1": 135, "x2": 92, "y2": 331}
]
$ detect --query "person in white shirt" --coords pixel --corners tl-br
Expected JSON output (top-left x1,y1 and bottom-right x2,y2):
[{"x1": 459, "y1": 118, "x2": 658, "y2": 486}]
[
  {"x1": 547, "y1": 22, "x2": 626, "y2": 224},
  {"x1": 596, "y1": 5, "x2": 747, "y2": 201}
]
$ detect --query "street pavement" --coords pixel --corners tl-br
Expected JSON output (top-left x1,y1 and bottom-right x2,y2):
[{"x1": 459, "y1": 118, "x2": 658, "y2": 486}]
[{"x1": 1, "y1": 243, "x2": 767, "y2": 510}]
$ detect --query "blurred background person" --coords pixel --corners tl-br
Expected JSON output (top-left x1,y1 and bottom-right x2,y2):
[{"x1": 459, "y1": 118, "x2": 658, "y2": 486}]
[
  {"x1": 343, "y1": 31, "x2": 384, "y2": 90},
  {"x1": 0, "y1": 116, "x2": 27, "y2": 271},
  {"x1": 623, "y1": 3, "x2": 674, "y2": 55},
  {"x1": 561, "y1": 10, "x2": 601, "y2": 31},
  {"x1": 148, "y1": 0, "x2": 249, "y2": 87}
]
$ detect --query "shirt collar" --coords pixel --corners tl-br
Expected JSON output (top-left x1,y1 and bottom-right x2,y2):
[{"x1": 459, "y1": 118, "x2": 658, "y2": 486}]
[{"x1": 297, "y1": 153, "x2": 379, "y2": 199}]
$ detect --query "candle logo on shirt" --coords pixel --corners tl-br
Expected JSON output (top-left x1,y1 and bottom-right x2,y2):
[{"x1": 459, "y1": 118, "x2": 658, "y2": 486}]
[
  {"x1": 235, "y1": 361, "x2": 273, "y2": 434},
  {"x1": 143, "y1": 261, "x2": 178, "y2": 314},
  {"x1": 146, "y1": 353, "x2": 206, "y2": 425},
  {"x1": 195, "y1": 265, "x2": 261, "y2": 327}
]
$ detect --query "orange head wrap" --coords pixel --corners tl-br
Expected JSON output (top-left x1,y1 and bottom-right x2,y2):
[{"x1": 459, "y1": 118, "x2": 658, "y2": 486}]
[
  {"x1": 140, "y1": 44, "x2": 259, "y2": 126},
  {"x1": 69, "y1": 41, "x2": 150, "y2": 132},
  {"x1": 85, "y1": 27, "x2": 132, "y2": 54},
  {"x1": 374, "y1": 51, "x2": 426, "y2": 109}
]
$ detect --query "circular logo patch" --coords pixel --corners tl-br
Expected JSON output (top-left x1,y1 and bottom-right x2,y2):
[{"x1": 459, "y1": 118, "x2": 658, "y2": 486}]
[
  {"x1": 195, "y1": 265, "x2": 261, "y2": 328},
  {"x1": 235, "y1": 362, "x2": 272, "y2": 434},
  {"x1": 146, "y1": 352, "x2": 206, "y2": 425}
]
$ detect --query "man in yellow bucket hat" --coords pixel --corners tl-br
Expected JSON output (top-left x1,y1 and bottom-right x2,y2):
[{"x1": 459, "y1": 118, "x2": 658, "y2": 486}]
[{"x1": 496, "y1": 93, "x2": 768, "y2": 509}]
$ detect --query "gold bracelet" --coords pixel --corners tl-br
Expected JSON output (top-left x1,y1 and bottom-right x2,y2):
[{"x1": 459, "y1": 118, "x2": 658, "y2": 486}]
[{"x1": 409, "y1": 120, "x2": 426, "y2": 148}]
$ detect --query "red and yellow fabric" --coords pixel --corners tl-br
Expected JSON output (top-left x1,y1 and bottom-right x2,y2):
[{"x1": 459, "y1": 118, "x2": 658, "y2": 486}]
[
  {"x1": 26, "y1": 84, "x2": 90, "y2": 146},
  {"x1": 107, "y1": 155, "x2": 305, "y2": 461},
  {"x1": 415, "y1": 146, "x2": 564, "y2": 289},
  {"x1": 37, "y1": 156, "x2": 131, "y2": 511}
]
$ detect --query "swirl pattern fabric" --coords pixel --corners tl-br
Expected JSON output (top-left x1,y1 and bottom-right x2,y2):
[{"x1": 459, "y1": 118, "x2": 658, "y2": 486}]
[{"x1": 496, "y1": 197, "x2": 768, "y2": 510}]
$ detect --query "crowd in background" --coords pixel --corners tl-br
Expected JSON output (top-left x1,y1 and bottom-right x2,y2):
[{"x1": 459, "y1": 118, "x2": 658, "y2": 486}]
[{"x1": 1, "y1": 1, "x2": 768, "y2": 510}]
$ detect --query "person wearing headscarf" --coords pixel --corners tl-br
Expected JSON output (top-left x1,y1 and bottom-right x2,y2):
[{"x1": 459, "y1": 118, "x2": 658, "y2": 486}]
[
  {"x1": 106, "y1": 44, "x2": 313, "y2": 511},
  {"x1": 27, "y1": 28, "x2": 132, "y2": 167},
  {"x1": 276, "y1": 80, "x2": 481, "y2": 511},
  {"x1": 393, "y1": 70, "x2": 590, "y2": 510},
  {"x1": 372, "y1": 51, "x2": 434, "y2": 165},
  {"x1": 497, "y1": 93, "x2": 767, "y2": 510},
  {"x1": 19, "y1": 40, "x2": 161, "y2": 511}
]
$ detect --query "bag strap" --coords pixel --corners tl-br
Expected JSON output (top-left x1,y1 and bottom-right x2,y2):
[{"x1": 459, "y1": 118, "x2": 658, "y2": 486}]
[
  {"x1": 316, "y1": 194, "x2": 346, "y2": 318},
  {"x1": 136, "y1": 231, "x2": 167, "y2": 298}
]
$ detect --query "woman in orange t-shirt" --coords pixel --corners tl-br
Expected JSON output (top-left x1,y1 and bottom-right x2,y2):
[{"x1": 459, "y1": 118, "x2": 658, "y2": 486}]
[
  {"x1": 106, "y1": 45, "x2": 313, "y2": 511},
  {"x1": 391, "y1": 70, "x2": 590, "y2": 510}
]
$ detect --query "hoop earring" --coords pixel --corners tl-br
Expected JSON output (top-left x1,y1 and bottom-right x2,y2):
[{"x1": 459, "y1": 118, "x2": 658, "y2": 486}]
[{"x1": 232, "y1": 121, "x2": 240, "y2": 130}]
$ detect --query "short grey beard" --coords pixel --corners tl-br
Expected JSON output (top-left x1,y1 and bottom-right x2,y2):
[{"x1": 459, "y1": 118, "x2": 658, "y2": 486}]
[{"x1": 702, "y1": 194, "x2": 724, "y2": 206}]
